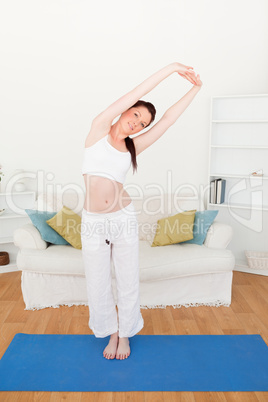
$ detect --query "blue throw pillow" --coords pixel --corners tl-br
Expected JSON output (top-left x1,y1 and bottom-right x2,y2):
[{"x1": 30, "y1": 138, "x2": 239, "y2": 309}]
[
  {"x1": 25, "y1": 209, "x2": 70, "y2": 245},
  {"x1": 182, "y1": 210, "x2": 219, "y2": 245}
]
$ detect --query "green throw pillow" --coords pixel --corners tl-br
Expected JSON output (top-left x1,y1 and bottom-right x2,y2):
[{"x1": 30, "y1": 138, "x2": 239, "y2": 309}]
[{"x1": 151, "y1": 210, "x2": 196, "y2": 247}]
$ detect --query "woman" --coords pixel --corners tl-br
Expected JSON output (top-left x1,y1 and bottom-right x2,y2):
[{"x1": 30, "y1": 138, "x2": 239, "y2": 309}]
[{"x1": 81, "y1": 62, "x2": 202, "y2": 361}]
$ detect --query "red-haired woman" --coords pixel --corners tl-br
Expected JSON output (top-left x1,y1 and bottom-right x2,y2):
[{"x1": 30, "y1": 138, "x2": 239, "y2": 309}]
[{"x1": 81, "y1": 62, "x2": 202, "y2": 360}]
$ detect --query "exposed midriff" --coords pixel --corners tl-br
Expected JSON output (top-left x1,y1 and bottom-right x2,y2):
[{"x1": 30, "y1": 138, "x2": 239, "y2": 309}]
[{"x1": 83, "y1": 174, "x2": 132, "y2": 213}]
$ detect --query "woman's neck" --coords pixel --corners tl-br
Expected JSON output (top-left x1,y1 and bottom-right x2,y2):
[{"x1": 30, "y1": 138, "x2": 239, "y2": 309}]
[{"x1": 109, "y1": 122, "x2": 128, "y2": 143}]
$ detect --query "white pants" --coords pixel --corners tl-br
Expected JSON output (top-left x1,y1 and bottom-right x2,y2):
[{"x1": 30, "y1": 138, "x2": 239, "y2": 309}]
[{"x1": 81, "y1": 201, "x2": 144, "y2": 338}]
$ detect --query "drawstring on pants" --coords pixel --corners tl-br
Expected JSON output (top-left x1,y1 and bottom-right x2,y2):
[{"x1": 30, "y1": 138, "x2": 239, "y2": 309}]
[{"x1": 105, "y1": 218, "x2": 110, "y2": 245}]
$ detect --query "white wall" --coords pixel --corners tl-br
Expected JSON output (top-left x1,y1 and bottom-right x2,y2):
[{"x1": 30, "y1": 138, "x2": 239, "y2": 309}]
[{"x1": 1, "y1": 0, "x2": 268, "y2": 201}]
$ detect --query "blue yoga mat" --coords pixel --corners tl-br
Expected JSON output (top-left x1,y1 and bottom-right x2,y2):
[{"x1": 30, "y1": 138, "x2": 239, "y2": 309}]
[{"x1": 0, "y1": 333, "x2": 268, "y2": 392}]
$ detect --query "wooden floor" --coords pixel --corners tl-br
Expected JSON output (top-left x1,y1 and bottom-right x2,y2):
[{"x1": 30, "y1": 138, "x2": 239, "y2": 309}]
[{"x1": 0, "y1": 270, "x2": 267, "y2": 401}]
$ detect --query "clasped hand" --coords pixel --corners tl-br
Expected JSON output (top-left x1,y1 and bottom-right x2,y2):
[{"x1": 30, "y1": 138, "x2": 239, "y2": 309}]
[{"x1": 174, "y1": 62, "x2": 202, "y2": 87}]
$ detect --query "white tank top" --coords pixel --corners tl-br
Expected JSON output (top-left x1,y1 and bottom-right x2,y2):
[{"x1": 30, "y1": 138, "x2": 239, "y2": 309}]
[{"x1": 81, "y1": 135, "x2": 132, "y2": 184}]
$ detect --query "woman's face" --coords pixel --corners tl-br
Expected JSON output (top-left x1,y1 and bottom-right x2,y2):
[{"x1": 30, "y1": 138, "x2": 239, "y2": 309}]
[{"x1": 120, "y1": 106, "x2": 152, "y2": 135}]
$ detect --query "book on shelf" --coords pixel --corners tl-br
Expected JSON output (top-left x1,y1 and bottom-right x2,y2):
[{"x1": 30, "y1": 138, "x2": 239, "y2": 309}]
[
  {"x1": 210, "y1": 178, "x2": 226, "y2": 204},
  {"x1": 210, "y1": 181, "x2": 215, "y2": 204}
]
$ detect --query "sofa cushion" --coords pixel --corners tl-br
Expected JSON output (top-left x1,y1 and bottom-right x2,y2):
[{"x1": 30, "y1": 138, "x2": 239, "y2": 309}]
[
  {"x1": 151, "y1": 210, "x2": 196, "y2": 247},
  {"x1": 25, "y1": 209, "x2": 70, "y2": 245},
  {"x1": 137, "y1": 241, "x2": 234, "y2": 281},
  {"x1": 46, "y1": 206, "x2": 82, "y2": 250},
  {"x1": 182, "y1": 210, "x2": 219, "y2": 245},
  {"x1": 17, "y1": 240, "x2": 234, "y2": 282},
  {"x1": 17, "y1": 245, "x2": 84, "y2": 275}
]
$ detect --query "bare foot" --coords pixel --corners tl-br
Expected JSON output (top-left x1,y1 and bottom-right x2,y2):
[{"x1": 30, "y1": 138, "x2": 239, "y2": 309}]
[
  {"x1": 116, "y1": 337, "x2": 130, "y2": 360},
  {"x1": 103, "y1": 331, "x2": 119, "y2": 359}
]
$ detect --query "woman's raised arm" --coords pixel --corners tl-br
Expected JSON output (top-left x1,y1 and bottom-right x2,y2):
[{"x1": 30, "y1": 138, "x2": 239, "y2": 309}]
[
  {"x1": 132, "y1": 74, "x2": 202, "y2": 155},
  {"x1": 93, "y1": 62, "x2": 197, "y2": 127},
  {"x1": 164, "y1": 74, "x2": 202, "y2": 125}
]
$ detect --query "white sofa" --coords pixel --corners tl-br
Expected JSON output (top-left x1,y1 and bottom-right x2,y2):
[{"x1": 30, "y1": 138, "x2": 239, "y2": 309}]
[{"x1": 13, "y1": 192, "x2": 235, "y2": 311}]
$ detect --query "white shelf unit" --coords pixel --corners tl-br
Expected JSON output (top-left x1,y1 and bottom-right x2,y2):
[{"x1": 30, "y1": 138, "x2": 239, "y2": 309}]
[
  {"x1": 0, "y1": 191, "x2": 36, "y2": 273},
  {"x1": 208, "y1": 95, "x2": 268, "y2": 276}
]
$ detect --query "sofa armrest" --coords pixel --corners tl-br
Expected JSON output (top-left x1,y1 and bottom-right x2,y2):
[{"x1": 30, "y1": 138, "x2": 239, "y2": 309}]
[
  {"x1": 13, "y1": 224, "x2": 48, "y2": 250},
  {"x1": 204, "y1": 221, "x2": 233, "y2": 249}
]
